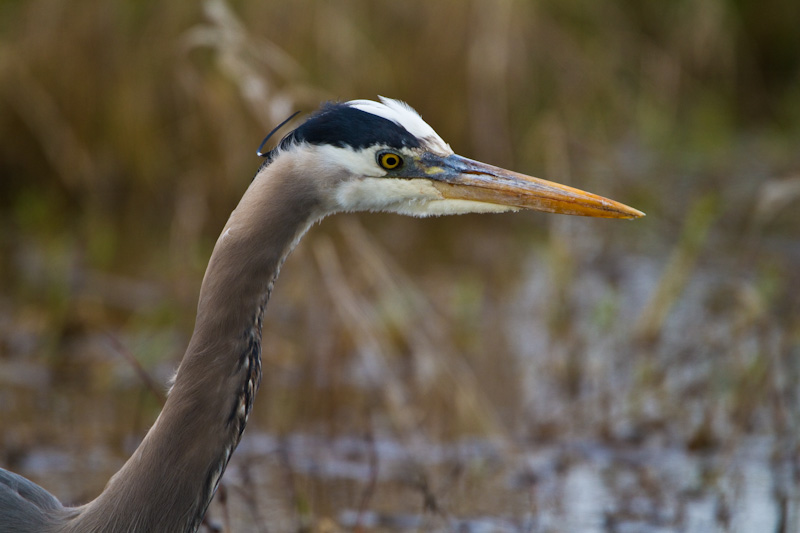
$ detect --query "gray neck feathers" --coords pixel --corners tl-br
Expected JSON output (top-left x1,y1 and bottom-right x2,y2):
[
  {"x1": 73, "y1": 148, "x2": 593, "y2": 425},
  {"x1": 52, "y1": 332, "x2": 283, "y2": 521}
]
[{"x1": 62, "y1": 156, "x2": 321, "y2": 533}]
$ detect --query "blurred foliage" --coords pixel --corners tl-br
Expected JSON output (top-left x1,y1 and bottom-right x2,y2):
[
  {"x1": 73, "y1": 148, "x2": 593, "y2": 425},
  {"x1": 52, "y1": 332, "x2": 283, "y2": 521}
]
[
  {"x1": 1, "y1": 0, "x2": 799, "y2": 516},
  {"x1": 1, "y1": 0, "x2": 799, "y2": 244}
]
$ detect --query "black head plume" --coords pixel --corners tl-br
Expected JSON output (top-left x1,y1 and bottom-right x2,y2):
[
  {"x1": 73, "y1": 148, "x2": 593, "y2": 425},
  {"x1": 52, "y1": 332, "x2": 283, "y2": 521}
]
[{"x1": 256, "y1": 111, "x2": 301, "y2": 157}]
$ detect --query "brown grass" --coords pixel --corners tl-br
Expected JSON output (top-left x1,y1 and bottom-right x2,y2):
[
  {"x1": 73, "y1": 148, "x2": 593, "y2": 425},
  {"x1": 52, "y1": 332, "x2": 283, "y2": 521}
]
[{"x1": 1, "y1": 0, "x2": 799, "y2": 530}]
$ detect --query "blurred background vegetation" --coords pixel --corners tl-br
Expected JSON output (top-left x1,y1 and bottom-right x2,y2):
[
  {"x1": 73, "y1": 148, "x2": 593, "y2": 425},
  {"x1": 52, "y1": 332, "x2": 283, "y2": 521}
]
[{"x1": 1, "y1": 0, "x2": 799, "y2": 530}]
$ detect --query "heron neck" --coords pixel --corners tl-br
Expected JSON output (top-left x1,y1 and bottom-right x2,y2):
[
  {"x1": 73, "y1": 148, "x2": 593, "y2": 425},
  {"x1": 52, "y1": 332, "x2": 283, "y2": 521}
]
[{"x1": 66, "y1": 158, "x2": 320, "y2": 533}]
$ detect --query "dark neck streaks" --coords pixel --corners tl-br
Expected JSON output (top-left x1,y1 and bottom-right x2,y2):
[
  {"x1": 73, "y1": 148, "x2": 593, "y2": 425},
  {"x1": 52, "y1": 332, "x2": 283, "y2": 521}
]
[{"x1": 63, "y1": 158, "x2": 320, "y2": 533}]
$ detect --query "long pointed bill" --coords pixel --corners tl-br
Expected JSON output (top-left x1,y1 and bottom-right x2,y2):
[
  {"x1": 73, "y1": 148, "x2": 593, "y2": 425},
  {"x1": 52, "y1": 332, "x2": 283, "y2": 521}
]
[{"x1": 421, "y1": 154, "x2": 644, "y2": 219}]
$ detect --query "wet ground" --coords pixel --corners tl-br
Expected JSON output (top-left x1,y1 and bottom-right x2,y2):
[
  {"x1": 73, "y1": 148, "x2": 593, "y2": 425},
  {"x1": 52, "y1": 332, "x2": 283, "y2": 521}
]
[
  {"x1": 15, "y1": 430, "x2": 796, "y2": 532},
  {"x1": 2, "y1": 215, "x2": 798, "y2": 531},
  {"x1": 218, "y1": 432, "x2": 796, "y2": 532},
  {"x1": 2, "y1": 2, "x2": 800, "y2": 529}
]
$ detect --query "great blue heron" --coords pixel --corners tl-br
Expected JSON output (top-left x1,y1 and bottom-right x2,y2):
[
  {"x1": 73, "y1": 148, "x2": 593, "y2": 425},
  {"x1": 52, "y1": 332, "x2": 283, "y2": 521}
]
[{"x1": 0, "y1": 97, "x2": 643, "y2": 532}]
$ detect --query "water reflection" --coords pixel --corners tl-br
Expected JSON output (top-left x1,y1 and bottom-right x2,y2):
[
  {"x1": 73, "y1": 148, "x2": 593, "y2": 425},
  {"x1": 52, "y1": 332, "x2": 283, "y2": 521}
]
[{"x1": 207, "y1": 431, "x2": 797, "y2": 532}]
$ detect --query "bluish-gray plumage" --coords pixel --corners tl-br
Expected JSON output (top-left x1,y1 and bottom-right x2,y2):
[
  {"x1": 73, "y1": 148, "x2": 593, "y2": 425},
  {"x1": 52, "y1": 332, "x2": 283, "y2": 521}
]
[
  {"x1": 0, "y1": 470, "x2": 68, "y2": 532},
  {"x1": 0, "y1": 97, "x2": 642, "y2": 533}
]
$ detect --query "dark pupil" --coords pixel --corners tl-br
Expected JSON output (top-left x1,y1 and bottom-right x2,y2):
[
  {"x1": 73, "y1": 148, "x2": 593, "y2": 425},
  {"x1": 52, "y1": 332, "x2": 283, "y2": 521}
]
[{"x1": 385, "y1": 155, "x2": 397, "y2": 167}]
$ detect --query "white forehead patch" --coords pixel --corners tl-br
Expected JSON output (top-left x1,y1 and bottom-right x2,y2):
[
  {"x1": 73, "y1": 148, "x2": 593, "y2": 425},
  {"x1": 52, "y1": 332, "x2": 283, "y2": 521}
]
[{"x1": 348, "y1": 97, "x2": 452, "y2": 155}]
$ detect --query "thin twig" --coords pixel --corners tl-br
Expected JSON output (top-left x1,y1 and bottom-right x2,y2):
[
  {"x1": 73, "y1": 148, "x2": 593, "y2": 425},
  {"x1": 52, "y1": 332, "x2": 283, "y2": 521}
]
[
  {"x1": 353, "y1": 416, "x2": 379, "y2": 532},
  {"x1": 103, "y1": 333, "x2": 166, "y2": 405}
]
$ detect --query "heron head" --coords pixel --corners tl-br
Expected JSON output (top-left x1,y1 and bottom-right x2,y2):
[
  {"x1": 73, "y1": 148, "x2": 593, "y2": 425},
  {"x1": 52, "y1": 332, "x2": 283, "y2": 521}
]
[{"x1": 260, "y1": 97, "x2": 645, "y2": 219}]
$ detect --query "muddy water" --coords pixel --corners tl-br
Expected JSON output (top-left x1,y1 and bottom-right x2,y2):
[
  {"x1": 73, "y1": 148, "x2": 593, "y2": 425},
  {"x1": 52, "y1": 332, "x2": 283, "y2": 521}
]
[
  {"x1": 3, "y1": 225, "x2": 797, "y2": 532},
  {"x1": 205, "y1": 432, "x2": 796, "y2": 532}
]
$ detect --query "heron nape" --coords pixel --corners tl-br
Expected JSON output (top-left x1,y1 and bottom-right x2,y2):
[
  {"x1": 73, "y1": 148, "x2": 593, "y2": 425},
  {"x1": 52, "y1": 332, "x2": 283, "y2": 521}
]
[{"x1": 0, "y1": 97, "x2": 643, "y2": 532}]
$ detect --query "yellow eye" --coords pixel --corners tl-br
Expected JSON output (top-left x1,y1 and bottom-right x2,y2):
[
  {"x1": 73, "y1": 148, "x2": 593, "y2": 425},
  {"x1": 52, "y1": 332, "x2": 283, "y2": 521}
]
[{"x1": 378, "y1": 151, "x2": 403, "y2": 170}]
